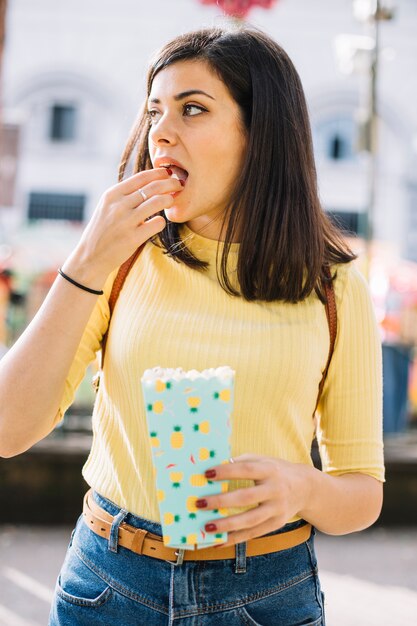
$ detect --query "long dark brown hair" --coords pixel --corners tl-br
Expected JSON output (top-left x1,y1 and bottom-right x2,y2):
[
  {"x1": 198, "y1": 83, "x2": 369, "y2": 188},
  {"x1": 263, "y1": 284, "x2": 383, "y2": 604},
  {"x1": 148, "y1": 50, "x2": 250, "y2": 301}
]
[{"x1": 119, "y1": 26, "x2": 355, "y2": 303}]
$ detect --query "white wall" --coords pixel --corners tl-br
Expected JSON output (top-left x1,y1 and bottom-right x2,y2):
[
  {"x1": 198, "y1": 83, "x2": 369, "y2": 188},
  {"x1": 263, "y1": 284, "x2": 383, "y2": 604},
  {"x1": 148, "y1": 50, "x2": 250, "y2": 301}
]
[{"x1": 2, "y1": 0, "x2": 416, "y2": 260}]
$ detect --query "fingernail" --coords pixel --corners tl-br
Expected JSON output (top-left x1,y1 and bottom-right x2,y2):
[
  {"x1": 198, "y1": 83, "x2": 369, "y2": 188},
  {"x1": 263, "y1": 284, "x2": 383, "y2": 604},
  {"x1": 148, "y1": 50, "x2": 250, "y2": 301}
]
[
  {"x1": 205, "y1": 523, "x2": 217, "y2": 532},
  {"x1": 195, "y1": 499, "x2": 208, "y2": 509},
  {"x1": 179, "y1": 179, "x2": 185, "y2": 186},
  {"x1": 165, "y1": 168, "x2": 173, "y2": 175},
  {"x1": 205, "y1": 469, "x2": 216, "y2": 478}
]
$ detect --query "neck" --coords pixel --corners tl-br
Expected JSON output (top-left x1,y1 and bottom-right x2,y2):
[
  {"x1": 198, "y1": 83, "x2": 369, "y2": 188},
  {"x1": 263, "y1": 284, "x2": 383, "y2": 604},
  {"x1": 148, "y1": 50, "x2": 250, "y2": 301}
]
[{"x1": 185, "y1": 218, "x2": 240, "y2": 243}]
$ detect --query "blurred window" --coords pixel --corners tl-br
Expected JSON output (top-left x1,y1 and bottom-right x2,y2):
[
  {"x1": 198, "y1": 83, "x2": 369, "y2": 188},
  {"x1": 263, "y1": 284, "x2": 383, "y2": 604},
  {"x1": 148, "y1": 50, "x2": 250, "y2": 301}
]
[
  {"x1": 28, "y1": 192, "x2": 85, "y2": 221},
  {"x1": 0, "y1": 124, "x2": 20, "y2": 206},
  {"x1": 50, "y1": 104, "x2": 77, "y2": 141},
  {"x1": 314, "y1": 117, "x2": 357, "y2": 162}
]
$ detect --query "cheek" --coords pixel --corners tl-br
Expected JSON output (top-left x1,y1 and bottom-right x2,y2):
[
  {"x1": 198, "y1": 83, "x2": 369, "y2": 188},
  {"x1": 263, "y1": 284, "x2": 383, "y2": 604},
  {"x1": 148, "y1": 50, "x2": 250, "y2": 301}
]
[
  {"x1": 192, "y1": 123, "x2": 246, "y2": 193},
  {"x1": 218, "y1": 128, "x2": 246, "y2": 170},
  {"x1": 203, "y1": 143, "x2": 239, "y2": 179},
  {"x1": 147, "y1": 135, "x2": 155, "y2": 158},
  {"x1": 219, "y1": 150, "x2": 244, "y2": 188}
]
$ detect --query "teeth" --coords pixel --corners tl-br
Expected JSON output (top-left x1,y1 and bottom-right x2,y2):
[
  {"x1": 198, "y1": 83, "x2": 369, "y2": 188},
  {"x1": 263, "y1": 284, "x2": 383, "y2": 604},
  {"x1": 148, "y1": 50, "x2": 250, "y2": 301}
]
[{"x1": 159, "y1": 163, "x2": 188, "y2": 183}]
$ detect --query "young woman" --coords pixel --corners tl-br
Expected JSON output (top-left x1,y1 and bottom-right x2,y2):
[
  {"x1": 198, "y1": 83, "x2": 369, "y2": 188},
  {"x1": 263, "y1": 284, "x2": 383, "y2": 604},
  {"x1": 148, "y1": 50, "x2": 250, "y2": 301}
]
[{"x1": 0, "y1": 26, "x2": 384, "y2": 626}]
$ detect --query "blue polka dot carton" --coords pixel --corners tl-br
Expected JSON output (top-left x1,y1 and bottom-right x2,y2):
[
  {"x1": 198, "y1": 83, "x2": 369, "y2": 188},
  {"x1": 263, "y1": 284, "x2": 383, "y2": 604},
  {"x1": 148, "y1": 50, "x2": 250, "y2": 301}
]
[{"x1": 141, "y1": 366, "x2": 235, "y2": 550}]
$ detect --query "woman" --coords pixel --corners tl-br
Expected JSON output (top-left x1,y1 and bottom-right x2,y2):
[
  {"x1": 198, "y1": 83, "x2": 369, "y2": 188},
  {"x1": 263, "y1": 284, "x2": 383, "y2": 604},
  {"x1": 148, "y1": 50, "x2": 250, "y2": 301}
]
[{"x1": 0, "y1": 26, "x2": 384, "y2": 625}]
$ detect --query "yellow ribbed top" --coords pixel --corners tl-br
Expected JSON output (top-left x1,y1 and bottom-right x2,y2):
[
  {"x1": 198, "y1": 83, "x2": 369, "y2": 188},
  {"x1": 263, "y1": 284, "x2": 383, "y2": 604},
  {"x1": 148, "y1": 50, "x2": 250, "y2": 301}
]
[{"x1": 57, "y1": 224, "x2": 384, "y2": 521}]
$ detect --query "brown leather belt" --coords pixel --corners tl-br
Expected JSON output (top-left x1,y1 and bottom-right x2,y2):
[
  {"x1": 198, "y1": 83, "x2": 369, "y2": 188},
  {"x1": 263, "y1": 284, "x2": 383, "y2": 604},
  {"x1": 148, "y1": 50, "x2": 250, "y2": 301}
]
[{"x1": 82, "y1": 489, "x2": 312, "y2": 564}]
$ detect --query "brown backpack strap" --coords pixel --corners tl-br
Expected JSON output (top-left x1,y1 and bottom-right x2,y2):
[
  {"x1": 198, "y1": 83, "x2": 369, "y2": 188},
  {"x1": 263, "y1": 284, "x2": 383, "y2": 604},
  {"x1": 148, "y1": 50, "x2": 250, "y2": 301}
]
[
  {"x1": 100, "y1": 244, "x2": 145, "y2": 370},
  {"x1": 314, "y1": 267, "x2": 337, "y2": 414}
]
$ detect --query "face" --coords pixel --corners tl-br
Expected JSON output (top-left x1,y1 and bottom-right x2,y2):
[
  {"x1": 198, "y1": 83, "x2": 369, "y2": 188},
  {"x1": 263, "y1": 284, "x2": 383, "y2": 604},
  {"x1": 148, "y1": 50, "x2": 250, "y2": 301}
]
[{"x1": 147, "y1": 59, "x2": 247, "y2": 240}]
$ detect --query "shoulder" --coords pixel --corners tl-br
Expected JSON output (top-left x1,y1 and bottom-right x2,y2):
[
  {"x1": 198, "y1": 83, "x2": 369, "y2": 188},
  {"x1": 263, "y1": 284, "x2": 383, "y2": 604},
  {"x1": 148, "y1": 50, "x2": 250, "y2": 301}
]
[{"x1": 331, "y1": 261, "x2": 371, "y2": 308}]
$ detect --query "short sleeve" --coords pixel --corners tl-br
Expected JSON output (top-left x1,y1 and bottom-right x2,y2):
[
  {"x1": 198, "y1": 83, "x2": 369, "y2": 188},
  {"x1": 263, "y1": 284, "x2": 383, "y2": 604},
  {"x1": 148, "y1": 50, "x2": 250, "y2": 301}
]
[
  {"x1": 54, "y1": 268, "x2": 118, "y2": 424},
  {"x1": 316, "y1": 263, "x2": 385, "y2": 482}
]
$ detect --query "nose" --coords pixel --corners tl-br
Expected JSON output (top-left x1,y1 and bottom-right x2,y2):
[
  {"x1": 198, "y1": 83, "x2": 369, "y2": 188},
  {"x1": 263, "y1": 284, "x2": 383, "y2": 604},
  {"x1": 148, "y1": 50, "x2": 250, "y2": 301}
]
[{"x1": 148, "y1": 113, "x2": 178, "y2": 147}]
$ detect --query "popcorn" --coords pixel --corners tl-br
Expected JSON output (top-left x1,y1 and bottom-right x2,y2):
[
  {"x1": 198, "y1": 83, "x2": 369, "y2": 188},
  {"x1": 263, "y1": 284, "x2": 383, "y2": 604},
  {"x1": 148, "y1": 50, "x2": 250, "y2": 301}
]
[
  {"x1": 142, "y1": 366, "x2": 235, "y2": 383},
  {"x1": 141, "y1": 366, "x2": 235, "y2": 550}
]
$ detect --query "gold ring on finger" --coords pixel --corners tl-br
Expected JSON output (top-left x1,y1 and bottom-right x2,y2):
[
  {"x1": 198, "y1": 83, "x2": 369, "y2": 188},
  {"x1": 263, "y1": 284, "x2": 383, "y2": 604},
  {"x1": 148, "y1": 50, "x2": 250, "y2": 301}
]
[{"x1": 139, "y1": 188, "x2": 148, "y2": 202}]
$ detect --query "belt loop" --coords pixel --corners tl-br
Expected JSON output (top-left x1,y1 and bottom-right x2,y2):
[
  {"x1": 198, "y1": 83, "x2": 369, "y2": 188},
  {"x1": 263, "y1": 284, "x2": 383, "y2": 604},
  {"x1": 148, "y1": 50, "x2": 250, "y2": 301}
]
[
  {"x1": 234, "y1": 541, "x2": 247, "y2": 574},
  {"x1": 108, "y1": 507, "x2": 129, "y2": 553},
  {"x1": 174, "y1": 549, "x2": 186, "y2": 566}
]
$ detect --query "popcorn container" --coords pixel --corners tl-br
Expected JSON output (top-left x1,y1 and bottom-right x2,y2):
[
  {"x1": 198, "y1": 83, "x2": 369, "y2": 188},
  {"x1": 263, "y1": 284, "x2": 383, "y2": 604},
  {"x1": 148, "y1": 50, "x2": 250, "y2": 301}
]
[{"x1": 141, "y1": 366, "x2": 235, "y2": 550}]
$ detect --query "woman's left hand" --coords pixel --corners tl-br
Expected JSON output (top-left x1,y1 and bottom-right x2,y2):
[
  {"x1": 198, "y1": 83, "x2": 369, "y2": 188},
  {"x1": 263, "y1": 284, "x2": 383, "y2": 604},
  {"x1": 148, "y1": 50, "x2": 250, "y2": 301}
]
[{"x1": 197, "y1": 454, "x2": 310, "y2": 547}]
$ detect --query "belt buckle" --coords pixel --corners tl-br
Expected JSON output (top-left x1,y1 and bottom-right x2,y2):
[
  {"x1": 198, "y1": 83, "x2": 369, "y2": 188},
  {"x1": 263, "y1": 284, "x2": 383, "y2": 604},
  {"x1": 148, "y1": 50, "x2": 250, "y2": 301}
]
[{"x1": 174, "y1": 548, "x2": 185, "y2": 565}]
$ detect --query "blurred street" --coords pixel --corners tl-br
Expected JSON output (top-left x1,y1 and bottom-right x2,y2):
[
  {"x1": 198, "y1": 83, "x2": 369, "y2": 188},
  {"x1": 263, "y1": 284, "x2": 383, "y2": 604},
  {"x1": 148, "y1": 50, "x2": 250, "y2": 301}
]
[{"x1": 0, "y1": 524, "x2": 416, "y2": 625}]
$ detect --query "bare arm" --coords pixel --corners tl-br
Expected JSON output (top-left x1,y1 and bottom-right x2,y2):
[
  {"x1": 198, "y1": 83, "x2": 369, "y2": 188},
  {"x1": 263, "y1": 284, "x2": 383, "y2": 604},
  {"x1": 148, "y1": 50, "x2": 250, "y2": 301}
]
[
  {"x1": 297, "y1": 465, "x2": 383, "y2": 534},
  {"x1": 0, "y1": 168, "x2": 181, "y2": 457},
  {"x1": 0, "y1": 255, "x2": 108, "y2": 457}
]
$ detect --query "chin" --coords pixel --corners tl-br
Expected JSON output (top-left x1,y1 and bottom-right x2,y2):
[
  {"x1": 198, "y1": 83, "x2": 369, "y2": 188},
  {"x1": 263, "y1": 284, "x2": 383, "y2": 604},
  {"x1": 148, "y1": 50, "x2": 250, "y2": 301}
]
[
  {"x1": 163, "y1": 211, "x2": 184, "y2": 223},
  {"x1": 163, "y1": 206, "x2": 191, "y2": 223}
]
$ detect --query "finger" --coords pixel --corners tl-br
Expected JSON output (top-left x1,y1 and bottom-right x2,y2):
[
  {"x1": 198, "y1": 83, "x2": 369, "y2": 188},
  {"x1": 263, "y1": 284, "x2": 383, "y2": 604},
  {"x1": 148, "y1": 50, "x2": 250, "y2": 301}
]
[
  {"x1": 231, "y1": 454, "x2": 266, "y2": 463},
  {"x1": 199, "y1": 484, "x2": 271, "y2": 511},
  {"x1": 127, "y1": 177, "x2": 182, "y2": 208},
  {"x1": 119, "y1": 168, "x2": 171, "y2": 196},
  {"x1": 133, "y1": 193, "x2": 176, "y2": 225},
  {"x1": 212, "y1": 516, "x2": 285, "y2": 548},
  {"x1": 135, "y1": 215, "x2": 166, "y2": 241},
  {"x1": 205, "y1": 459, "x2": 272, "y2": 482},
  {"x1": 206, "y1": 503, "x2": 272, "y2": 534}
]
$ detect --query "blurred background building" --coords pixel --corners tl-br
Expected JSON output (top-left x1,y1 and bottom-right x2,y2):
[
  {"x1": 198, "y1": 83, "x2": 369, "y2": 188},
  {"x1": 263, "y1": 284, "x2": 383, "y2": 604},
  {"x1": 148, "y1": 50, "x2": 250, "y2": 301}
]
[{"x1": 0, "y1": 0, "x2": 416, "y2": 433}]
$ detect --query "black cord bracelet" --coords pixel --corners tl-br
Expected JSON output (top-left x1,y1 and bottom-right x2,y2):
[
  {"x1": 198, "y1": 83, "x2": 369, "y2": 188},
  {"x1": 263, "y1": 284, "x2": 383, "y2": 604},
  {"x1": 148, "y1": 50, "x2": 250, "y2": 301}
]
[{"x1": 58, "y1": 268, "x2": 104, "y2": 295}]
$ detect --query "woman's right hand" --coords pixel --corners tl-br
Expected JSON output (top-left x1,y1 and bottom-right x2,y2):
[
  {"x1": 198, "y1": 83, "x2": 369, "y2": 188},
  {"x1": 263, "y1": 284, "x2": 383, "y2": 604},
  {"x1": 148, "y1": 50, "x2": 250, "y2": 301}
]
[{"x1": 63, "y1": 167, "x2": 181, "y2": 288}]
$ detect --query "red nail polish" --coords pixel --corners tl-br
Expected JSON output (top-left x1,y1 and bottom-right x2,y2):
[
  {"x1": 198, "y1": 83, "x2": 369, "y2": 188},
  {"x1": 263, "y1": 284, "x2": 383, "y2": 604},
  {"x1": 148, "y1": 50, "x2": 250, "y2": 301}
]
[
  {"x1": 205, "y1": 469, "x2": 216, "y2": 479},
  {"x1": 165, "y1": 168, "x2": 173, "y2": 176},
  {"x1": 195, "y1": 499, "x2": 207, "y2": 509},
  {"x1": 205, "y1": 523, "x2": 217, "y2": 532}
]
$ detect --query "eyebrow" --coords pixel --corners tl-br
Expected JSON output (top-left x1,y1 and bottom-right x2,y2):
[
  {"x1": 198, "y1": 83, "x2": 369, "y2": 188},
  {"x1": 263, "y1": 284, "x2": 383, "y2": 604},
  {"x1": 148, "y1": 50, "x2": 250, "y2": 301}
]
[{"x1": 148, "y1": 90, "x2": 215, "y2": 104}]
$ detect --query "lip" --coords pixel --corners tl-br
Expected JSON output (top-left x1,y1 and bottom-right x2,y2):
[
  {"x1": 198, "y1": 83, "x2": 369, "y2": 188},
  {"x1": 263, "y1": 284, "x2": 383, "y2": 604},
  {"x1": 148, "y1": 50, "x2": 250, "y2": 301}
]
[{"x1": 154, "y1": 156, "x2": 188, "y2": 173}]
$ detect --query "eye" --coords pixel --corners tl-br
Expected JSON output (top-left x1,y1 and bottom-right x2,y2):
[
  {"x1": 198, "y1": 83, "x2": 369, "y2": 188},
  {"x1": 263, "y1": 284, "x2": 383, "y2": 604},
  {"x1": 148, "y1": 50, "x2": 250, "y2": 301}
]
[
  {"x1": 146, "y1": 103, "x2": 207, "y2": 125},
  {"x1": 146, "y1": 109, "x2": 160, "y2": 124},
  {"x1": 183, "y1": 104, "x2": 207, "y2": 116}
]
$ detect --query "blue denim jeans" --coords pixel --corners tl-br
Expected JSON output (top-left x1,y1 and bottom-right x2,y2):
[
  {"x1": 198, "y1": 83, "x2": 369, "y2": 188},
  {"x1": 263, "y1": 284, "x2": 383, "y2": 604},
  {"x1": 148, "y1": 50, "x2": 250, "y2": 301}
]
[{"x1": 48, "y1": 491, "x2": 325, "y2": 625}]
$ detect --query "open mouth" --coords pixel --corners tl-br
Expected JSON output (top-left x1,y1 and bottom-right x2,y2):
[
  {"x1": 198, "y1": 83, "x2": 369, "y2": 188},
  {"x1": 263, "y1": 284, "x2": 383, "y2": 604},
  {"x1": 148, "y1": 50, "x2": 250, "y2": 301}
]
[{"x1": 162, "y1": 164, "x2": 189, "y2": 186}]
